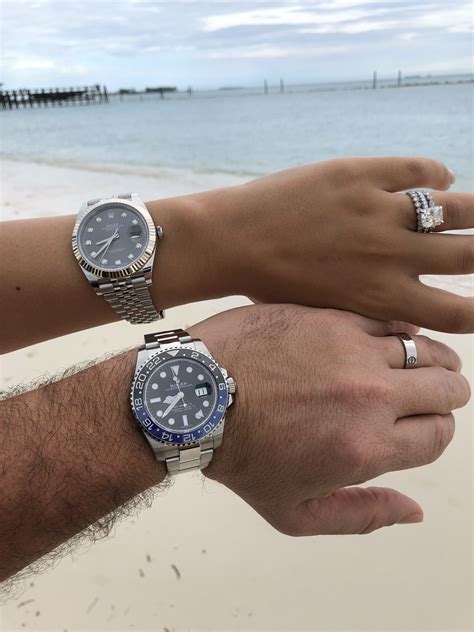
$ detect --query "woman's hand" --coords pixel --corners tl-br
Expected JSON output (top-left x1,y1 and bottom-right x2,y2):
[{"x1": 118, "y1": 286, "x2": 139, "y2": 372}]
[{"x1": 180, "y1": 156, "x2": 473, "y2": 333}]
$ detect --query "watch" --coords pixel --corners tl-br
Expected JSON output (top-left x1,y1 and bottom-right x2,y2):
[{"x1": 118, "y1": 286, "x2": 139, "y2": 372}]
[
  {"x1": 130, "y1": 329, "x2": 236, "y2": 474},
  {"x1": 72, "y1": 192, "x2": 164, "y2": 324}
]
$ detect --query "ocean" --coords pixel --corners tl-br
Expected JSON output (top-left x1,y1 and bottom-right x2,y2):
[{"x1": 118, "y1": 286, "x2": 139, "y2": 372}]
[{"x1": 1, "y1": 75, "x2": 473, "y2": 190}]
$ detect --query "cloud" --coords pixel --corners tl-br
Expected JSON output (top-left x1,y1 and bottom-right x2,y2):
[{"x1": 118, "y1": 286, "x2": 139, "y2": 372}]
[
  {"x1": 208, "y1": 44, "x2": 350, "y2": 59},
  {"x1": 11, "y1": 56, "x2": 88, "y2": 76}
]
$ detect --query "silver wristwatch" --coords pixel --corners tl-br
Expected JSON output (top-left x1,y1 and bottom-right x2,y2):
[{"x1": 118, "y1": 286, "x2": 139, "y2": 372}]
[
  {"x1": 130, "y1": 329, "x2": 236, "y2": 474},
  {"x1": 72, "y1": 193, "x2": 164, "y2": 324}
]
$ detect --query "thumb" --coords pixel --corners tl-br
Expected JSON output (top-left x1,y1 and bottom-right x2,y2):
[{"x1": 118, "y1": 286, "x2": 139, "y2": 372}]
[{"x1": 295, "y1": 487, "x2": 423, "y2": 535}]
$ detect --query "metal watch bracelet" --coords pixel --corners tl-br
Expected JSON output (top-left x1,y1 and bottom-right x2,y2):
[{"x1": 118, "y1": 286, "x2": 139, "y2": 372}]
[
  {"x1": 142, "y1": 329, "x2": 217, "y2": 474},
  {"x1": 87, "y1": 193, "x2": 163, "y2": 324}
]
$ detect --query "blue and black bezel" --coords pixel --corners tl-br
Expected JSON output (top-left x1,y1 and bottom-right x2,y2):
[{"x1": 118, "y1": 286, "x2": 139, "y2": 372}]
[{"x1": 130, "y1": 347, "x2": 228, "y2": 446}]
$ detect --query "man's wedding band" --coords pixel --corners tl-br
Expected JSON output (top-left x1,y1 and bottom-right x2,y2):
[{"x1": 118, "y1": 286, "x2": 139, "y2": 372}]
[
  {"x1": 406, "y1": 190, "x2": 444, "y2": 233},
  {"x1": 395, "y1": 333, "x2": 418, "y2": 369}
]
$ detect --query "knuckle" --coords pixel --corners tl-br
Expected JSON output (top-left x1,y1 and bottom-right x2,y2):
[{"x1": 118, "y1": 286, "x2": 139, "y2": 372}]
[
  {"x1": 445, "y1": 196, "x2": 465, "y2": 226},
  {"x1": 427, "y1": 414, "x2": 455, "y2": 463},
  {"x1": 439, "y1": 302, "x2": 473, "y2": 333},
  {"x1": 456, "y1": 242, "x2": 474, "y2": 275},
  {"x1": 405, "y1": 157, "x2": 432, "y2": 181}
]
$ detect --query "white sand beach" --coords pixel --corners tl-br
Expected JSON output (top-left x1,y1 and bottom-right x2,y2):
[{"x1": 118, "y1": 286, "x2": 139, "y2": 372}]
[{"x1": 0, "y1": 158, "x2": 472, "y2": 631}]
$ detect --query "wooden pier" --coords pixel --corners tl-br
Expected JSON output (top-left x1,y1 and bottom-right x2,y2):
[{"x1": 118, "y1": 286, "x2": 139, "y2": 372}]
[{"x1": 1, "y1": 84, "x2": 109, "y2": 110}]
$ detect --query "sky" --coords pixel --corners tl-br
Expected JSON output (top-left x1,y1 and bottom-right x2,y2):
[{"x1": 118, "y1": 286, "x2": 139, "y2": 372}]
[{"x1": 1, "y1": 0, "x2": 473, "y2": 90}]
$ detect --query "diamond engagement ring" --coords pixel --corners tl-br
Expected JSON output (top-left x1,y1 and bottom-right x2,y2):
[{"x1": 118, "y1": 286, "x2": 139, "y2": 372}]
[
  {"x1": 406, "y1": 190, "x2": 444, "y2": 233},
  {"x1": 395, "y1": 333, "x2": 418, "y2": 369}
]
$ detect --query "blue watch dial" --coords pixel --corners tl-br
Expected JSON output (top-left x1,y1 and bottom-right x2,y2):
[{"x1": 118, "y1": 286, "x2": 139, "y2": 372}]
[{"x1": 131, "y1": 348, "x2": 228, "y2": 445}]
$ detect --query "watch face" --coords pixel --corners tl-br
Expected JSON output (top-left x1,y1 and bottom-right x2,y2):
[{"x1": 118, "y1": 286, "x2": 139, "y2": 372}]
[
  {"x1": 132, "y1": 348, "x2": 228, "y2": 445},
  {"x1": 77, "y1": 202, "x2": 149, "y2": 271}
]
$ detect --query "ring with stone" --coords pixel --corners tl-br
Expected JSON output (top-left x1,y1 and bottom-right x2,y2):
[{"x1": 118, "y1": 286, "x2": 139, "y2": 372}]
[
  {"x1": 395, "y1": 333, "x2": 418, "y2": 369},
  {"x1": 406, "y1": 190, "x2": 444, "y2": 233}
]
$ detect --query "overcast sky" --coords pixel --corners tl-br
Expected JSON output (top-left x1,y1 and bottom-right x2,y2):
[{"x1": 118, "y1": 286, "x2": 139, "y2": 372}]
[{"x1": 1, "y1": 0, "x2": 472, "y2": 90}]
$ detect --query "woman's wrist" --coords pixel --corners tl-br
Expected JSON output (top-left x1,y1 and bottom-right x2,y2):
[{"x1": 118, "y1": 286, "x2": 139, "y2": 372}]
[{"x1": 146, "y1": 188, "x2": 244, "y2": 310}]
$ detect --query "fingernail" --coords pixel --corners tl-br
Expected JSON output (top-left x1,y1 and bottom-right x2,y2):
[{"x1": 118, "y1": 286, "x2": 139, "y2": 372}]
[
  {"x1": 448, "y1": 168, "x2": 456, "y2": 184},
  {"x1": 398, "y1": 512, "x2": 424, "y2": 525}
]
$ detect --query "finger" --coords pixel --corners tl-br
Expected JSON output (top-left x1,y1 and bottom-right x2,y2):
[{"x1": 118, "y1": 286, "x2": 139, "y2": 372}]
[
  {"x1": 402, "y1": 281, "x2": 474, "y2": 333},
  {"x1": 377, "y1": 334, "x2": 462, "y2": 371},
  {"x1": 396, "y1": 191, "x2": 474, "y2": 232},
  {"x1": 393, "y1": 367, "x2": 471, "y2": 417},
  {"x1": 289, "y1": 487, "x2": 423, "y2": 535},
  {"x1": 358, "y1": 157, "x2": 454, "y2": 193},
  {"x1": 338, "y1": 310, "x2": 420, "y2": 337},
  {"x1": 409, "y1": 233, "x2": 474, "y2": 275},
  {"x1": 392, "y1": 413, "x2": 455, "y2": 471}
]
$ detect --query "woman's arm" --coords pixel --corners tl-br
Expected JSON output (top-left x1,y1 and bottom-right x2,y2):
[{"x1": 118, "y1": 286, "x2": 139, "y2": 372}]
[{"x1": 1, "y1": 156, "x2": 473, "y2": 353}]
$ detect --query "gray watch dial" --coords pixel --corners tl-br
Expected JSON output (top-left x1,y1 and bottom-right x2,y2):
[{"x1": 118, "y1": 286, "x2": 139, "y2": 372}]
[
  {"x1": 78, "y1": 203, "x2": 149, "y2": 271},
  {"x1": 144, "y1": 358, "x2": 218, "y2": 432}
]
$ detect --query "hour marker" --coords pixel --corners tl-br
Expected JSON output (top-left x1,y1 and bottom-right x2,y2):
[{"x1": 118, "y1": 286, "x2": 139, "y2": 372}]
[
  {"x1": 96, "y1": 217, "x2": 102, "y2": 223},
  {"x1": 102, "y1": 258, "x2": 108, "y2": 264},
  {"x1": 121, "y1": 212, "x2": 127, "y2": 217},
  {"x1": 91, "y1": 251, "x2": 97, "y2": 258},
  {"x1": 186, "y1": 367, "x2": 193, "y2": 373},
  {"x1": 168, "y1": 418, "x2": 175, "y2": 426},
  {"x1": 150, "y1": 397, "x2": 162, "y2": 404},
  {"x1": 136, "y1": 243, "x2": 142, "y2": 249},
  {"x1": 128, "y1": 254, "x2": 134, "y2": 260},
  {"x1": 203, "y1": 400, "x2": 210, "y2": 408},
  {"x1": 132, "y1": 219, "x2": 138, "y2": 224},
  {"x1": 160, "y1": 371, "x2": 166, "y2": 378},
  {"x1": 195, "y1": 410, "x2": 204, "y2": 420},
  {"x1": 171, "y1": 365, "x2": 180, "y2": 376},
  {"x1": 108, "y1": 212, "x2": 114, "y2": 219},
  {"x1": 151, "y1": 383, "x2": 158, "y2": 390},
  {"x1": 198, "y1": 374, "x2": 204, "y2": 381},
  {"x1": 115, "y1": 259, "x2": 121, "y2": 265},
  {"x1": 157, "y1": 410, "x2": 163, "y2": 418},
  {"x1": 85, "y1": 239, "x2": 92, "y2": 246},
  {"x1": 87, "y1": 227, "x2": 93, "y2": 232},
  {"x1": 182, "y1": 414, "x2": 189, "y2": 427}
]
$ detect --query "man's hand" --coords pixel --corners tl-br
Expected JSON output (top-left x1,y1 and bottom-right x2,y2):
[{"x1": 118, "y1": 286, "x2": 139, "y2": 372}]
[
  {"x1": 181, "y1": 156, "x2": 473, "y2": 333},
  {"x1": 190, "y1": 304, "x2": 471, "y2": 535},
  {"x1": 0, "y1": 304, "x2": 470, "y2": 580}
]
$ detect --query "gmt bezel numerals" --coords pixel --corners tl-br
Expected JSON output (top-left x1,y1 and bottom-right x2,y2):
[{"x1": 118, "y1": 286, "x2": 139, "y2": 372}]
[
  {"x1": 72, "y1": 198, "x2": 157, "y2": 279},
  {"x1": 131, "y1": 348, "x2": 229, "y2": 446}
]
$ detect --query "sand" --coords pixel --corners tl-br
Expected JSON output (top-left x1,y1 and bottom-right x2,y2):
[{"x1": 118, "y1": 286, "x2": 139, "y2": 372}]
[{"x1": 0, "y1": 158, "x2": 472, "y2": 631}]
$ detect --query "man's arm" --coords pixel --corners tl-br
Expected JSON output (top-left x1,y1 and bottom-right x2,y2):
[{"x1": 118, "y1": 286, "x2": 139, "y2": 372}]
[
  {"x1": 2, "y1": 156, "x2": 474, "y2": 353},
  {"x1": 0, "y1": 304, "x2": 470, "y2": 582}
]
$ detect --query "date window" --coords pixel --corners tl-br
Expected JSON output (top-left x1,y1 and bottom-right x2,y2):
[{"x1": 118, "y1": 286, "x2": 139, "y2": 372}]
[
  {"x1": 129, "y1": 225, "x2": 143, "y2": 238},
  {"x1": 195, "y1": 383, "x2": 211, "y2": 397}
]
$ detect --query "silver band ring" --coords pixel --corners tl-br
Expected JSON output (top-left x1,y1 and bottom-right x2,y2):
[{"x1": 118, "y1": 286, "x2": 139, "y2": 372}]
[
  {"x1": 406, "y1": 190, "x2": 444, "y2": 233},
  {"x1": 395, "y1": 333, "x2": 418, "y2": 369}
]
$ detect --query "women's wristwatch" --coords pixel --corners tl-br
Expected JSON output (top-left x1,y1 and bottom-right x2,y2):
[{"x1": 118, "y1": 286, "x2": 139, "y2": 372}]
[
  {"x1": 72, "y1": 193, "x2": 164, "y2": 324},
  {"x1": 130, "y1": 329, "x2": 236, "y2": 474}
]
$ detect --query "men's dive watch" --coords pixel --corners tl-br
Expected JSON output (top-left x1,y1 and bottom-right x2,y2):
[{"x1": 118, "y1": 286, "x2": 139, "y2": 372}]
[
  {"x1": 72, "y1": 193, "x2": 163, "y2": 324},
  {"x1": 131, "y1": 329, "x2": 236, "y2": 474}
]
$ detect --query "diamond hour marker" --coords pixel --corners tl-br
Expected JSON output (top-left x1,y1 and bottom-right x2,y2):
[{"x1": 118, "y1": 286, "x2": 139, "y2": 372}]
[
  {"x1": 115, "y1": 259, "x2": 121, "y2": 265},
  {"x1": 136, "y1": 243, "x2": 142, "y2": 249}
]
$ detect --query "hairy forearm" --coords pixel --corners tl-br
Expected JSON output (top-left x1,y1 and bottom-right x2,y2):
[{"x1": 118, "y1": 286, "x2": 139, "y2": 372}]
[
  {"x1": 0, "y1": 311, "x2": 239, "y2": 583},
  {"x1": 0, "y1": 190, "x2": 241, "y2": 353},
  {"x1": 0, "y1": 348, "x2": 166, "y2": 581}
]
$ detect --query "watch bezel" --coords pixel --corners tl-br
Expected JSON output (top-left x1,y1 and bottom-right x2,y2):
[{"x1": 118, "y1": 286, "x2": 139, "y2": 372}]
[
  {"x1": 72, "y1": 197, "x2": 157, "y2": 279},
  {"x1": 131, "y1": 347, "x2": 229, "y2": 446}
]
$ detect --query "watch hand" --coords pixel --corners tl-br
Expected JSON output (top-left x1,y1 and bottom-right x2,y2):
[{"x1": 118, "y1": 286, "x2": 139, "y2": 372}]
[
  {"x1": 92, "y1": 230, "x2": 119, "y2": 259},
  {"x1": 161, "y1": 392, "x2": 184, "y2": 419},
  {"x1": 95, "y1": 233, "x2": 120, "y2": 246}
]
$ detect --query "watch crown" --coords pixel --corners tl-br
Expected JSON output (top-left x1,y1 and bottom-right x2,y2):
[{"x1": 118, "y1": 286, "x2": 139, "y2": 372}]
[
  {"x1": 226, "y1": 376, "x2": 236, "y2": 394},
  {"x1": 156, "y1": 225, "x2": 164, "y2": 239}
]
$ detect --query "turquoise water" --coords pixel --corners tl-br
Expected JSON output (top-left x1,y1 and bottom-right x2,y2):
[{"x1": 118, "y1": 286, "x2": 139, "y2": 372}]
[{"x1": 1, "y1": 77, "x2": 473, "y2": 189}]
